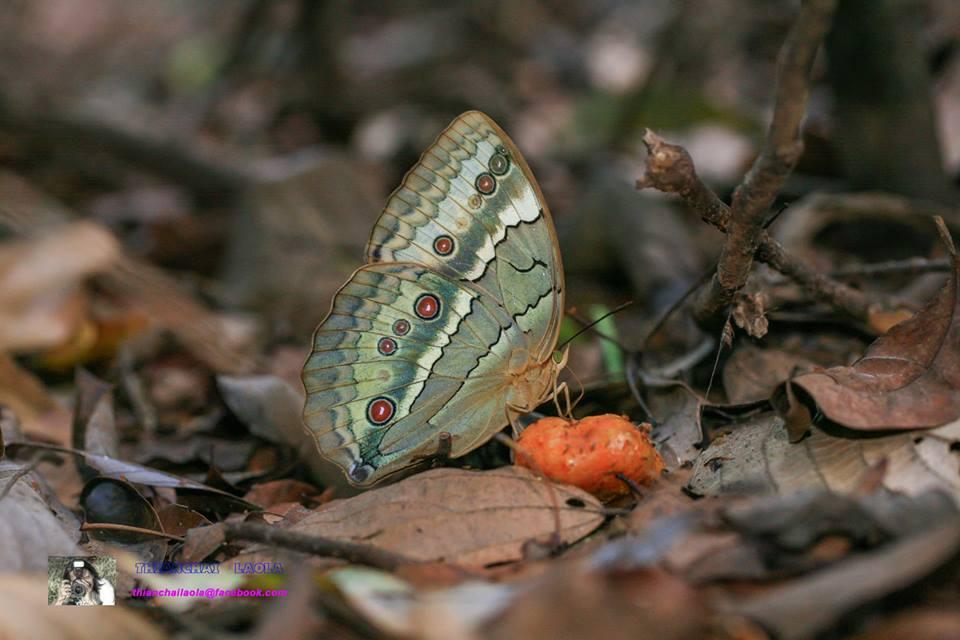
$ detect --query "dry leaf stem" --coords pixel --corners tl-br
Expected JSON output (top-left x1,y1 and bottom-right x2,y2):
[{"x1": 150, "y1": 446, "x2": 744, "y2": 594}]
[{"x1": 637, "y1": 0, "x2": 875, "y2": 325}]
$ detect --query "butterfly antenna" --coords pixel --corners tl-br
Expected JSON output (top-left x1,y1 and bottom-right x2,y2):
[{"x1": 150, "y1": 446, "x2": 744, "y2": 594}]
[
  {"x1": 558, "y1": 301, "x2": 634, "y2": 352},
  {"x1": 625, "y1": 352, "x2": 657, "y2": 425},
  {"x1": 704, "y1": 310, "x2": 734, "y2": 402}
]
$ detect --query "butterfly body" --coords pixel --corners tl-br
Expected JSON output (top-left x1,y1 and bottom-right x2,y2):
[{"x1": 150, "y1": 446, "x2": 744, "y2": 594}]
[{"x1": 302, "y1": 112, "x2": 564, "y2": 486}]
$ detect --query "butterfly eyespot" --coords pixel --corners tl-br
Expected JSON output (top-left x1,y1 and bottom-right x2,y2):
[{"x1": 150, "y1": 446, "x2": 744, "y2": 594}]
[
  {"x1": 377, "y1": 337, "x2": 397, "y2": 356},
  {"x1": 475, "y1": 173, "x2": 497, "y2": 195},
  {"x1": 468, "y1": 194, "x2": 483, "y2": 209},
  {"x1": 349, "y1": 462, "x2": 375, "y2": 483},
  {"x1": 392, "y1": 319, "x2": 411, "y2": 336},
  {"x1": 433, "y1": 235, "x2": 455, "y2": 256},
  {"x1": 367, "y1": 397, "x2": 396, "y2": 425},
  {"x1": 488, "y1": 153, "x2": 510, "y2": 176},
  {"x1": 414, "y1": 293, "x2": 441, "y2": 320},
  {"x1": 495, "y1": 144, "x2": 509, "y2": 155}
]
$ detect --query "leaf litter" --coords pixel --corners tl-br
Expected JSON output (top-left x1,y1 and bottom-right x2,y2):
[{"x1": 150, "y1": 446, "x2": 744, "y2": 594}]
[
  {"x1": 774, "y1": 218, "x2": 960, "y2": 439},
  {"x1": 3, "y1": 5, "x2": 960, "y2": 638}
]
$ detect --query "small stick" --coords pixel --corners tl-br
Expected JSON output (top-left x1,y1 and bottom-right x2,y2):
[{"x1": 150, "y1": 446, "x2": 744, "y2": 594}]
[
  {"x1": 828, "y1": 257, "x2": 951, "y2": 278},
  {"x1": 221, "y1": 522, "x2": 413, "y2": 571},
  {"x1": 81, "y1": 522, "x2": 185, "y2": 542}
]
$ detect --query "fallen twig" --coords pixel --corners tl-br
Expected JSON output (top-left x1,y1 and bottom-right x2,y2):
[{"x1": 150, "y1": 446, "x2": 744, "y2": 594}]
[
  {"x1": 829, "y1": 256, "x2": 952, "y2": 278},
  {"x1": 222, "y1": 521, "x2": 413, "y2": 571},
  {"x1": 81, "y1": 522, "x2": 185, "y2": 542}
]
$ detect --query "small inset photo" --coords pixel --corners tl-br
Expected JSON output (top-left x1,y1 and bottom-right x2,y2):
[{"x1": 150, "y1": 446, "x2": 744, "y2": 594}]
[{"x1": 48, "y1": 556, "x2": 117, "y2": 606}]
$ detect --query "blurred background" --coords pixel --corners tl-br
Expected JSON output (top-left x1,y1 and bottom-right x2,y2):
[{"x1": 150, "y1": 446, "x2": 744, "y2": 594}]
[{"x1": 1, "y1": 0, "x2": 960, "y2": 479}]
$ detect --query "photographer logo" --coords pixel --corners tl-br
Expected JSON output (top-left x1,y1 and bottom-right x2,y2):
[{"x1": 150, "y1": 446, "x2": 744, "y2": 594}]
[{"x1": 48, "y1": 556, "x2": 117, "y2": 606}]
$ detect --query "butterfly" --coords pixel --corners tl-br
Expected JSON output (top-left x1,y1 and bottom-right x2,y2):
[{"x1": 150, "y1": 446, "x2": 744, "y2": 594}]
[{"x1": 301, "y1": 111, "x2": 566, "y2": 486}]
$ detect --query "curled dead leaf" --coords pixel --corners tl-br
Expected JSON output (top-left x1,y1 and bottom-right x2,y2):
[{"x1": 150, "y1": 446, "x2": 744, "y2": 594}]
[
  {"x1": 773, "y1": 237, "x2": 960, "y2": 438},
  {"x1": 732, "y1": 291, "x2": 769, "y2": 339}
]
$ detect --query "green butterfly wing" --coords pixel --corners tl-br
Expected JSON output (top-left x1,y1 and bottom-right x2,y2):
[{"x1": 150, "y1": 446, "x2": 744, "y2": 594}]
[{"x1": 302, "y1": 112, "x2": 564, "y2": 486}]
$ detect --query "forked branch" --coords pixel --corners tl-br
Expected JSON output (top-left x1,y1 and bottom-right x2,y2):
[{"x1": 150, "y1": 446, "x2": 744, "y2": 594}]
[
  {"x1": 638, "y1": 132, "x2": 873, "y2": 323},
  {"x1": 638, "y1": 0, "x2": 849, "y2": 323}
]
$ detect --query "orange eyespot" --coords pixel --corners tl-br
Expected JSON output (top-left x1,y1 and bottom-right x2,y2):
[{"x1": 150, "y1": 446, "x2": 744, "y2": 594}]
[
  {"x1": 433, "y1": 235, "x2": 454, "y2": 256},
  {"x1": 367, "y1": 397, "x2": 396, "y2": 425},
  {"x1": 414, "y1": 294, "x2": 440, "y2": 320},
  {"x1": 392, "y1": 319, "x2": 410, "y2": 335},
  {"x1": 377, "y1": 337, "x2": 397, "y2": 355},
  {"x1": 475, "y1": 173, "x2": 496, "y2": 195}
]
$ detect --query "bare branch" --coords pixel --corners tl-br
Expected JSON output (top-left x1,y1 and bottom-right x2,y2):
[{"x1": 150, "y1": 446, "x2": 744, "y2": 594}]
[
  {"x1": 668, "y1": 0, "x2": 836, "y2": 323},
  {"x1": 637, "y1": 133, "x2": 874, "y2": 323},
  {"x1": 638, "y1": 130, "x2": 730, "y2": 230},
  {"x1": 638, "y1": 0, "x2": 841, "y2": 324}
]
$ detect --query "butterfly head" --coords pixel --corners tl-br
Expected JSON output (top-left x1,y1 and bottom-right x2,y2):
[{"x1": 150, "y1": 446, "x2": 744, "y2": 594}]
[{"x1": 506, "y1": 346, "x2": 569, "y2": 415}]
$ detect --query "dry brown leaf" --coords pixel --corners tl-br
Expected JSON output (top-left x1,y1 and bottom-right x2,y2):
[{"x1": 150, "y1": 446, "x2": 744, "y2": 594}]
[
  {"x1": 774, "y1": 239, "x2": 960, "y2": 438},
  {"x1": 647, "y1": 382, "x2": 705, "y2": 468},
  {"x1": 687, "y1": 413, "x2": 960, "y2": 503},
  {"x1": 0, "y1": 354, "x2": 71, "y2": 445},
  {"x1": 243, "y1": 479, "x2": 323, "y2": 510},
  {"x1": 291, "y1": 467, "x2": 603, "y2": 566},
  {"x1": 0, "y1": 574, "x2": 164, "y2": 639},
  {"x1": 0, "y1": 460, "x2": 82, "y2": 571},
  {"x1": 156, "y1": 504, "x2": 211, "y2": 537},
  {"x1": 0, "y1": 173, "x2": 254, "y2": 373},
  {"x1": 72, "y1": 369, "x2": 117, "y2": 457},
  {"x1": 723, "y1": 346, "x2": 815, "y2": 405},
  {"x1": 486, "y1": 565, "x2": 707, "y2": 640},
  {"x1": 181, "y1": 523, "x2": 227, "y2": 563},
  {"x1": 0, "y1": 221, "x2": 118, "y2": 352},
  {"x1": 853, "y1": 608, "x2": 960, "y2": 640}
]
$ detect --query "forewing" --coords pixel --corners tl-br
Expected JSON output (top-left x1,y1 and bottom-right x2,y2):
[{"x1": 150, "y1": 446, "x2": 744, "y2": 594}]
[{"x1": 366, "y1": 111, "x2": 564, "y2": 363}]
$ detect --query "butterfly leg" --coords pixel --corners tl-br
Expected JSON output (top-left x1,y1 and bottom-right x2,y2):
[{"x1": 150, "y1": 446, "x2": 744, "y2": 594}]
[
  {"x1": 435, "y1": 431, "x2": 453, "y2": 460},
  {"x1": 552, "y1": 381, "x2": 576, "y2": 420},
  {"x1": 505, "y1": 403, "x2": 527, "y2": 439},
  {"x1": 410, "y1": 431, "x2": 453, "y2": 468}
]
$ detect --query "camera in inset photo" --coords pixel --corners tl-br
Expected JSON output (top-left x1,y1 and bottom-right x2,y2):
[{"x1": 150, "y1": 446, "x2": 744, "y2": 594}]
[{"x1": 48, "y1": 556, "x2": 117, "y2": 606}]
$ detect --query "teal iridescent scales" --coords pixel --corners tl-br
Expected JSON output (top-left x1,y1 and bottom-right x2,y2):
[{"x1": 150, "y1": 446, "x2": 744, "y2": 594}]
[{"x1": 302, "y1": 112, "x2": 565, "y2": 486}]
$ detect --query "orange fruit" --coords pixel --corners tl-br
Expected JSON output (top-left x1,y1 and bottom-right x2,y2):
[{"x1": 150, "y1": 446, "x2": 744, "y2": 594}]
[{"x1": 515, "y1": 414, "x2": 664, "y2": 501}]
